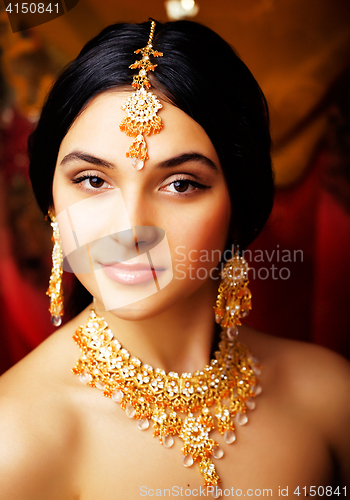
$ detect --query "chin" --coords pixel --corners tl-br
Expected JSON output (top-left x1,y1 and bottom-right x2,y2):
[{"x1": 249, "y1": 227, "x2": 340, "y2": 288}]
[
  {"x1": 100, "y1": 279, "x2": 203, "y2": 322},
  {"x1": 101, "y1": 289, "x2": 175, "y2": 321},
  {"x1": 77, "y1": 266, "x2": 215, "y2": 322}
]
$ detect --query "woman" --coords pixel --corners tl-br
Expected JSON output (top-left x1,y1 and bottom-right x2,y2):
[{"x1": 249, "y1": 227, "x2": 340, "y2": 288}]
[{"x1": 0, "y1": 20, "x2": 349, "y2": 499}]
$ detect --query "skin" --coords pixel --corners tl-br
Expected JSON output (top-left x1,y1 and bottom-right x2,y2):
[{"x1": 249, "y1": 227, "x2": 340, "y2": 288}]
[{"x1": 0, "y1": 90, "x2": 349, "y2": 499}]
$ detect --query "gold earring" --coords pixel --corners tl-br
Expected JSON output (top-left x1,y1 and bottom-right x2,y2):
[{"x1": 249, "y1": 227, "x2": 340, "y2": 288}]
[
  {"x1": 214, "y1": 252, "x2": 252, "y2": 339},
  {"x1": 47, "y1": 209, "x2": 64, "y2": 326}
]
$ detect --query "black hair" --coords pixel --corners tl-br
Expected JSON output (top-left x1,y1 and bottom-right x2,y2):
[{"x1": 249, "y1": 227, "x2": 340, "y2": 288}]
[{"x1": 28, "y1": 20, "x2": 274, "y2": 316}]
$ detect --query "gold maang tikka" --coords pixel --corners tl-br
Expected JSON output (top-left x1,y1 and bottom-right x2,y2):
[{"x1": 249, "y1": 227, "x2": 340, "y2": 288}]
[
  {"x1": 47, "y1": 209, "x2": 64, "y2": 327},
  {"x1": 120, "y1": 20, "x2": 163, "y2": 170}
]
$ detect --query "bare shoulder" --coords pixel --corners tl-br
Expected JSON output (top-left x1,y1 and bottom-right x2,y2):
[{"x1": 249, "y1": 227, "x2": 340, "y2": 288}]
[
  {"x1": 241, "y1": 324, "x2": 350, "y2": 485},
  {"x1": 240, "y1": 324, "x2": 350, "y2": 401},
  {"x1": 0, "y1": 309, "x2": 89, "y2": 499}
]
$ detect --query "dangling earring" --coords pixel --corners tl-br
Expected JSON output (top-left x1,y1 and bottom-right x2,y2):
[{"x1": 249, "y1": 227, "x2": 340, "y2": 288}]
[
  {"x1": 214, "y1": 251, "x2": 252, "y2": 339},
  {"x1": 47, "y1": 209, "x2": 64, "y2": 327}
]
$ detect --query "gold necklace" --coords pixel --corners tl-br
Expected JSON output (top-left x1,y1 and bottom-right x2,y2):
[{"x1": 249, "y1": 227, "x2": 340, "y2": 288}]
[{"x1": 72, "y1": 310, "x2": 262, "y2": 491}]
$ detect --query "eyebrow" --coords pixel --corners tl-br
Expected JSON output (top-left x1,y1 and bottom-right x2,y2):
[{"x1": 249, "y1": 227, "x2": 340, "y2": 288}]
[
  {"x1": 60, "y1": 151, "x2": 218, "y2": 172},
  {"x1": 157, "y1": 153, "x2": 218, "y2": 172},
  {"x1": 60, "y1": 151, "x2": 115, "y2": 169}
]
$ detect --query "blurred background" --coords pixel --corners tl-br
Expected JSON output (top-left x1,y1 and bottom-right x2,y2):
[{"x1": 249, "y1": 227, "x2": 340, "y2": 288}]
[{"x1": 0, "y1": 0, "x2": 349, "y2": 374}]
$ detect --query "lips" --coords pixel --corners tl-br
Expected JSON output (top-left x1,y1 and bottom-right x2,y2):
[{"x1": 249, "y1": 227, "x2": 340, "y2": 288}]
[{"x1": 100, "y1": 261, "x2": 164, "y2": 285}]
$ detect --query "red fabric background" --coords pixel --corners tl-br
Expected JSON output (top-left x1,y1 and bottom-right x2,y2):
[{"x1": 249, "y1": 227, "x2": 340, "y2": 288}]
[{"x1": 245, "y1": 156, "x2": 350, "y2": 359}]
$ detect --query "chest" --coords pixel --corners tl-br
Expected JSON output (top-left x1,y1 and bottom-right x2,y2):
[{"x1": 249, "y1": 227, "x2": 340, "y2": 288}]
[{"x1": 75, "y1": 393, "x2": 334, "y2": 500}]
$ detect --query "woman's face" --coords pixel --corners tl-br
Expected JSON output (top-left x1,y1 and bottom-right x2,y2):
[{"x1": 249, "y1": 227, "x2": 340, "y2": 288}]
[{"x1": 52, "y1": 90, "x2": 231, "y2": 319}]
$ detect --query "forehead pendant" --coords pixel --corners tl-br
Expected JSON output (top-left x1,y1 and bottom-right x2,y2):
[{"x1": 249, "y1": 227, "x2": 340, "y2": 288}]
[{"x1": 120, "y1": 20, "x2": 163, "y2": 170}]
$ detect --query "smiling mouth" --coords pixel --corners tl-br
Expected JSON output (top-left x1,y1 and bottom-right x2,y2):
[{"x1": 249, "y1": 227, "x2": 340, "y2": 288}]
[{"x1": 100, "y1": 261, "x2": 165, "y2": 285}]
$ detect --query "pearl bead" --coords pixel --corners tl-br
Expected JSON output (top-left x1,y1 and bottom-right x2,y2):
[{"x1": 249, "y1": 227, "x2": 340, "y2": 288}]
[
  {"x1": 51, "y1": 315, "x2": 61, "y2": 327},
  {"x1": 79, "y1": 371, "x2": 92, "y2": 384},
  {"x1": 246, "y1": 398, "x2": 256, "y2": 410},
  {"x1": 112, "y1": 390, "x2": 123, "y2": 403},
  {"x1": 183, "y1": 455, "x2": 194, "y2": 467},
  {"x1": 137, "y1": 418, "x2": 149, "y2": 431},
  {"x1": 212, "y1": 446, "x2": 224, "y2": 459},
  {"x1": 126, "y1": 404, "x2": 136, "y2": 418},
  {"x1": 162, "y1": 435, "x2": 174, "y2": 448},
  {"x1": 235, "y1": 412, "x2": 248, "y2": 426},
  {"x1": 224, "y1": 430, "x2": 236, "y2": 444}
]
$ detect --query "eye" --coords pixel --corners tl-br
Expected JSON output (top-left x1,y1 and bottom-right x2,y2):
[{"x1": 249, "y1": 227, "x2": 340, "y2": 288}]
[
  {"x1": 72, "y1": 173, "x2": 113, "y2": 191},
  {"x1": 172, "y1": 180, "x2": 192, "y2": 193},
  {"x1": 162, "y1": 177, "x2": 209, "y2": 195},
  {"x1": 87, "y1": 176, "x2": 105, "y2": 189}
]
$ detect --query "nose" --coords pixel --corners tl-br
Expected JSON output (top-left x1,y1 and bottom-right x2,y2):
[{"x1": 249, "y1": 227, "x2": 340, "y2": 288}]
[
  {"x1": 109, "y1": 226, "x2": 164, "y2": 255},
  {"x1": 109, "y1": 182, "x2": 165, "y2": 258},
  {"x1": 134, "y1": 226, "x2": 165, "y2": 254},
  {"x1": 111, "y1": 227, "x2": 137, "y2": 250}
]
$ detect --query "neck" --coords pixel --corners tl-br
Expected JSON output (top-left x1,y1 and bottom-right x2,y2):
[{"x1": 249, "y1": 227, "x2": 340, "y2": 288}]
[{"x1": 93, "y1": 280, "x2": 218, "y2": 375}]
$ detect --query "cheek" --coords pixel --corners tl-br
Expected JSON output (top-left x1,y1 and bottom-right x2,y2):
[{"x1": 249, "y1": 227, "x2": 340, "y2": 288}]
[{"x1": 166, "y1": 191, "x2": 231, "y2": 277}]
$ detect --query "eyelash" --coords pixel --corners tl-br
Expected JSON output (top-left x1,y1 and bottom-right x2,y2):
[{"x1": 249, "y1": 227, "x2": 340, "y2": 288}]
[
  {"x1": 71, "y1": 173, "x2": 210, "y2": 195},
  {"x1": 162, "y1": 176, "x2": 210, "y2": 195},
  {"x1": 72, "y1": 174, "x2": 111, "y2": 191}
]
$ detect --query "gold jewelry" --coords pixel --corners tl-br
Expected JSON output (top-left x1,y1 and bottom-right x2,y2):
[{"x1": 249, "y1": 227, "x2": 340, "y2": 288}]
[
  {"x1": 119, "y1": 20, "x2": 163, "y2": 170},
  {"x1": 47, "y1": 209, "x2": 64, "y2": 326},
  {"x1": 214, "y1": 253, "x2": 252, "y2": 339},
  {"x1": 72, "y1": 310, "x2": 262, "y2": 489}
]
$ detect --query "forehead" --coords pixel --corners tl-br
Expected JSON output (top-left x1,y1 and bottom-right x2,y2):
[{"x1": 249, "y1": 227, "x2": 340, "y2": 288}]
[{"x1": 57, "y1": 89, "x2": 220, "y2": 168}]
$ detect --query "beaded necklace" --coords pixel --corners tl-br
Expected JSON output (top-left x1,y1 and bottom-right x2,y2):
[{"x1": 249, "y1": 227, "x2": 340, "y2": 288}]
[{"x1": 72, "y1": 309, "x2": 262, "y2": 491}]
